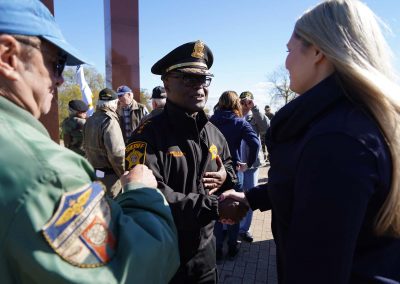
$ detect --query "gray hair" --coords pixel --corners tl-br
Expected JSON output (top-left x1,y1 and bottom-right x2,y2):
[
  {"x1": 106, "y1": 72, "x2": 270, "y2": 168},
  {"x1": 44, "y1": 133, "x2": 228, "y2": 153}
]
[
  {"x1": 153, "y1": 98, "x2": 166, "y2": 108},
  {"x1": 295, "y1": 0, "x2": 400, "y2": 236},
  {"x1": 96, "y1": 99, "x2": 118, "y2": 112}
]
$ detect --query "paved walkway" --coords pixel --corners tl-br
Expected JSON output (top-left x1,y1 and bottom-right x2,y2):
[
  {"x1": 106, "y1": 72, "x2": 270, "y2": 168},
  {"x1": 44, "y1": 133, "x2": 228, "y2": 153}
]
[{"x1": 217, "y1": 165, "x2": 277, "y2": 284}]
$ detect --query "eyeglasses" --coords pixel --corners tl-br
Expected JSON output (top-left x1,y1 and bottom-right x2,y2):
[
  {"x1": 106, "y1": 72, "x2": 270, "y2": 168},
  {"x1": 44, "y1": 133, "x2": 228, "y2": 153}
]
[
  {"x1": 168, "y1": 73, "x2": 212, "y2": 88},
  {"x1": 13, "y1": 36, "x2": 66, "y2": 77}
]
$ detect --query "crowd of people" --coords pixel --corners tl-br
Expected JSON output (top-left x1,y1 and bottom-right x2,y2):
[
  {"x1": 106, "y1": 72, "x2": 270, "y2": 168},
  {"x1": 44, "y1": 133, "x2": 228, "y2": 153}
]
[{"x1": 1, "y1": 0, "x2": 400, "y2": 283}]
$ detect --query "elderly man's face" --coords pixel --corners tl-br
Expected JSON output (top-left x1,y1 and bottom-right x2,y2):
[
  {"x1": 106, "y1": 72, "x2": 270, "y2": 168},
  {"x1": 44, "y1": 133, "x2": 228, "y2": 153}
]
[
  {"x1": 163, "y1": 72, "x2": 210, "y2": 114},
  {"x1": 15, "y1": 37, "x2": 65, "y2": 118},
  {"x1": 118, "y1": 92, "x2": 133, "y2": 108}
]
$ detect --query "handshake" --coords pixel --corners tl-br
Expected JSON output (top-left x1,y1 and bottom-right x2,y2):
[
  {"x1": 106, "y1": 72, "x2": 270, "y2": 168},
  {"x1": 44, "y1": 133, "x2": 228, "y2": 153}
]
[{"x1": 218, "y1": 191, "x2": 249, "y2": 224}]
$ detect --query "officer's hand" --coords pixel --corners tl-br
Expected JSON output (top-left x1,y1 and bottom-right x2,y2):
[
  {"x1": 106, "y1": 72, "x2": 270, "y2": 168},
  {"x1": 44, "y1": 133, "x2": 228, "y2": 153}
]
[
  {"x1": 203, "y1": 155, "x2": 227, "y2": 194},
  {"x1": 120, "y1": 165, "x2": 157, "y2": 188},
  {"x1": 218, "y1": 198, "x2": 248, "y2": 224}
]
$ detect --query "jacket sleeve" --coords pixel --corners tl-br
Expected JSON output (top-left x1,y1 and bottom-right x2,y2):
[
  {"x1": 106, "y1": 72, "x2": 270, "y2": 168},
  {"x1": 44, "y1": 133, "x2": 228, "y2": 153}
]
[
  {"x1": 103, "y1": 118, "x2": 125, "y2": 176},
  {"x1": 284, "y1": 134, "x2": 379, "y2": 283},
  {"x1": 127, "y1": 140, "x2": 220, "y2": 229},
  {"x1": 61, "y1": 120, "x2": 72, "y2": 148},
  {"x1": 5, "y1": 164, "x2": 179, "y2": 283},
  {"x1": 251, "y1": 105, "x2": 269, "y2": 135},
  {"x1": 241, "y1": 120, "x2": 261, "y2": 168},
  {"x1": 218, "y1": 138, "x2": 238, "y2": 192},
  {"x1": 245, "y1": 183, "x2": 272, "y2": 211}
]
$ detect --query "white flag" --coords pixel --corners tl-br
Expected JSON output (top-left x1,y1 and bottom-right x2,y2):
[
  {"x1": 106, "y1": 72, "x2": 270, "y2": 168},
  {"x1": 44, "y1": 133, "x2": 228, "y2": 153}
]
[{"x1": 75, "y1": 65, "x2": 94, "y2": 116}]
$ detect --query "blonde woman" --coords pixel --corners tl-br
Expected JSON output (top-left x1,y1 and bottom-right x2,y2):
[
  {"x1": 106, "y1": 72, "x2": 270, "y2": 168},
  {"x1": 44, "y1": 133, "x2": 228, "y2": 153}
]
[{"x1": 221, "y1": 0, "x2": 400, "y2": 282}]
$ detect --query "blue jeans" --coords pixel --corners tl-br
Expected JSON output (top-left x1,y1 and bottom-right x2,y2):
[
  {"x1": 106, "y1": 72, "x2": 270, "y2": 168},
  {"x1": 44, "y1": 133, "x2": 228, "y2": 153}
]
[
  {"x1": 237, "y1": 168, "x2": 259, "y2": 233},
  {"x1": 214, "y1": 170, "x2": 243, "y2": 250},
  {"x1": 214, "y1": 221, "x2": 239, "y2": 250}
]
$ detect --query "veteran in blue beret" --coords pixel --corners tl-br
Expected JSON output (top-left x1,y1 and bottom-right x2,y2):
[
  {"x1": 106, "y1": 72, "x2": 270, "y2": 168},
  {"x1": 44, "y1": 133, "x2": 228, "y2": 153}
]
[
  {"x1": 126, "y1": 40, "x2": 240, "y2": 283},
  {"x1": 0, "y1": 1, "x2": 179, "y2": 283}
]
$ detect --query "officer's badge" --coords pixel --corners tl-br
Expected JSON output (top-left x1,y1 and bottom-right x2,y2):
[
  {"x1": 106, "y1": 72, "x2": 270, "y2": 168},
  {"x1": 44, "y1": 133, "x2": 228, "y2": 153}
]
[
  {"x1": 191, "y1": 40, "x2": 205, "y2": 59},
  {"x1": 209, "y1": 144, "x2": 218, "y2": 160},
  {"x1": 126, "y1": 141, "x2": 147, "y2": 169},
  {"x1": 42, "y1": 182, "x2": 116, "y2": 267}
]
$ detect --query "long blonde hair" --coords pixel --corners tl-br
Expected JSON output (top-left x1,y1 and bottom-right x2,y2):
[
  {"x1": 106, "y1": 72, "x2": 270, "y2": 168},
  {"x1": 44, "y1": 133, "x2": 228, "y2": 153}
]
[{"x1": 295, "y1": 0, "x2": 400, "y2": 236}]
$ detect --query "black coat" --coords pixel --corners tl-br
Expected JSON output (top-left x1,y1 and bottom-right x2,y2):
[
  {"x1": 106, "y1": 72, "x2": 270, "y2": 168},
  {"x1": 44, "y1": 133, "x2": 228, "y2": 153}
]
[
  {"x1": 126, "y1": 100, "x2": 237, "y2": 281},
  {"x1": 246, "y1": 74, "x2": 400, "y2": 283}
]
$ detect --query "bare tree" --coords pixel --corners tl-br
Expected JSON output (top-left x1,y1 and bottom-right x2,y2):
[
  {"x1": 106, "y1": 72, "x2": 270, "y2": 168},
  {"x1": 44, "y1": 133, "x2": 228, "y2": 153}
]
[{"x1": 268, "y1": 66, "x2": 297, "y2": 108}]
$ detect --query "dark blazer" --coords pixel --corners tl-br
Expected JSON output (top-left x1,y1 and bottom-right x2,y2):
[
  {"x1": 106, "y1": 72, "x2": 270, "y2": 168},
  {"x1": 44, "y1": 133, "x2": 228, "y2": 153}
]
[{"x1": 246, "y1": 74, "x2": 400, "y2": 283}]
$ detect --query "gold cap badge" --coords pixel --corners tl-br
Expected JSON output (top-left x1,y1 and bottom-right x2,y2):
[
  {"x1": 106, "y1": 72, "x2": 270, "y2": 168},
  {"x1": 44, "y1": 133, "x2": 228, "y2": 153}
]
[{"x1": 191, "y1": 40, "x2": 205, "y2": 59}]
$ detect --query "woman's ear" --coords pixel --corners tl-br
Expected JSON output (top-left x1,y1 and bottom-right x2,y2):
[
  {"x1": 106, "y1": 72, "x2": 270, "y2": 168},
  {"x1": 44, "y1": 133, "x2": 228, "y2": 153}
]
[
  {"x1": 313, "y1": 47, "x2": 325, "y2": 64},
  {"x1": 0, "y1": 35, "x2": 20, "y2": 80}
]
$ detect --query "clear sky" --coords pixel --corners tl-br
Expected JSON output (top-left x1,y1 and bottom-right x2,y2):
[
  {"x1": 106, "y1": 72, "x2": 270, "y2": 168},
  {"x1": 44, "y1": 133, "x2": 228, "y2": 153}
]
[{"x1": 54, "y1": 0, "x2": 400, "y2": 112}]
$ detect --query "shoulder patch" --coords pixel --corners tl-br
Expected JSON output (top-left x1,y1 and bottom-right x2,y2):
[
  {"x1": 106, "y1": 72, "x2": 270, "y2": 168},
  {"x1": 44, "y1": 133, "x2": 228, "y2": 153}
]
[
  {"x1": 135, "y1": 120, "x2": 151, "y2": 134},
  {"x1": 209, "y1": 144, "x2": 218, "y2": 160},
  {"x1": 42, "y1": 182, "x2": 116, "y2": 268},
  {"x1": 126, "y1": 141, "x2": 147, "y2": 169}
]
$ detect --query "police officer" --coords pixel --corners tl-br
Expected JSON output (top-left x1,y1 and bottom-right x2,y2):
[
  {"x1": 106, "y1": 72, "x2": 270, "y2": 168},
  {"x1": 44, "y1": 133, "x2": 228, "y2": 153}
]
[
  {"x1": 0, "y1": 1, "x2": 179, "y2": 283},
  {"x1": 141, "y1": 86, "x2": 167, "y2": 123},
  {"x1": 62, "y1": 99, "x2": 88, "y2": 156},
  {"x1": 125, "y1": 40, "x2": 239, "y2": 283}
]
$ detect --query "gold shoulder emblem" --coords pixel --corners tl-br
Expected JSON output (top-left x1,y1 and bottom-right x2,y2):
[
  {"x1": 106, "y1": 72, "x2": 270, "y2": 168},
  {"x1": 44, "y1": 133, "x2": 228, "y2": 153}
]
[
  {"x1": 209, "y1": 144, "x2": 218, "y2": 160},
  {"x1": 191, "y1": 40, "x2": 205, "y2": 59},
  {"x1": 55, "y1": 188, "x2": 92, "y2": 226}
]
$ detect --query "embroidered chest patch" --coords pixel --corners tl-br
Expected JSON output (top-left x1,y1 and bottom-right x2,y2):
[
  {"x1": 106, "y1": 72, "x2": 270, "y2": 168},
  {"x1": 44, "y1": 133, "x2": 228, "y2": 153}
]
[
  {"x1": 125, "y1": 141, "x2": 147, "y2": 169},
  {"x1": 42, "y1": 182, "x2": 116, "y2": 268},
  {"x1": 168, "y1": 150, "x2": 185, "y2": 157},
  {"x1": 209, "y1": 144, "x2": 218, "y2": 160}
]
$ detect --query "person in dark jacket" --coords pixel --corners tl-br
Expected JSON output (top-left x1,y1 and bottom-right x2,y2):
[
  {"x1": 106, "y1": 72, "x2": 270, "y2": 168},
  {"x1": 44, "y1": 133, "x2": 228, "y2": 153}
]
[
  {"x1": 61, "y1": 99, "x2": 88, "y2": 156},
  {"x1": 140, "y1": 85, "x2": 167, "y2": 124},
  {"x1": 125, "y1": 40, "x2": 242, "y2": 283},
  {"x1": 210, "y1": 90, "x2": 259, "y2": 260},
  {"x1": 220, "y1": 0, "x2": 400, "y2": 283}
]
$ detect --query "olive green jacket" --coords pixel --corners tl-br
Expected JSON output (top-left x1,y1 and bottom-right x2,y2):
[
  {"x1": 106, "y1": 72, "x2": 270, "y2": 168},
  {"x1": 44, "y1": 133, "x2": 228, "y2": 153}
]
[
  {"x1": 0, "y1": 96, "x2": 179, "y2": 283},
  {"x1": 61, "y1": 115, "x2": 86, "y2": 156},
  {"x1": 83, "y1": 109, "x2": 125, "y2": 176}
]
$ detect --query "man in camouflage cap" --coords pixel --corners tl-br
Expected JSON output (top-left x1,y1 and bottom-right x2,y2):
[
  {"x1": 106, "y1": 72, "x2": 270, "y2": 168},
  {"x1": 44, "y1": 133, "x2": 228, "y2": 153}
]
[{"x1": 83, "y1": 88, "x2": 126, "y2": 198}]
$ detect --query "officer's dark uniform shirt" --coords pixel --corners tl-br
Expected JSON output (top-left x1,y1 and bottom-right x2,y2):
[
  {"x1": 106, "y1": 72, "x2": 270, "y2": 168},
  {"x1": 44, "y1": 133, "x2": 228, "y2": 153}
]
[
  {"x1": 126, "y1": 100, "x2": 237, "y2": 278},
  {"x1": 245, "y1": 74, "x2": 400, "y2": 283}
]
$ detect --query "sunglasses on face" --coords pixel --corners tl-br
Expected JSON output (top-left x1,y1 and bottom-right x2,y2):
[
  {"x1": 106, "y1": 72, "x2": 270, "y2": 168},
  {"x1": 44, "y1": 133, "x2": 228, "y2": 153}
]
[
  {"x1": 13, "y1": 36, "x2": 66, "y2": 78},
  {"x1": 168, "y1": 73, "x2": 212, "y2": 88}
]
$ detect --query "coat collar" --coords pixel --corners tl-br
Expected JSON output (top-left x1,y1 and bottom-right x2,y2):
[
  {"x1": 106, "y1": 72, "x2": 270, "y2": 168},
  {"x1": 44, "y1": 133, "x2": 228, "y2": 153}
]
[
  {"x1": 164, "y1": 100, "x2": 209, "y2": 137},
  {"x1": 269, "y1": 73, "x2": 345, "y2": 143},
  {"x1": 0, "y1": 96, "x2": 49, "y2": 136}
]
